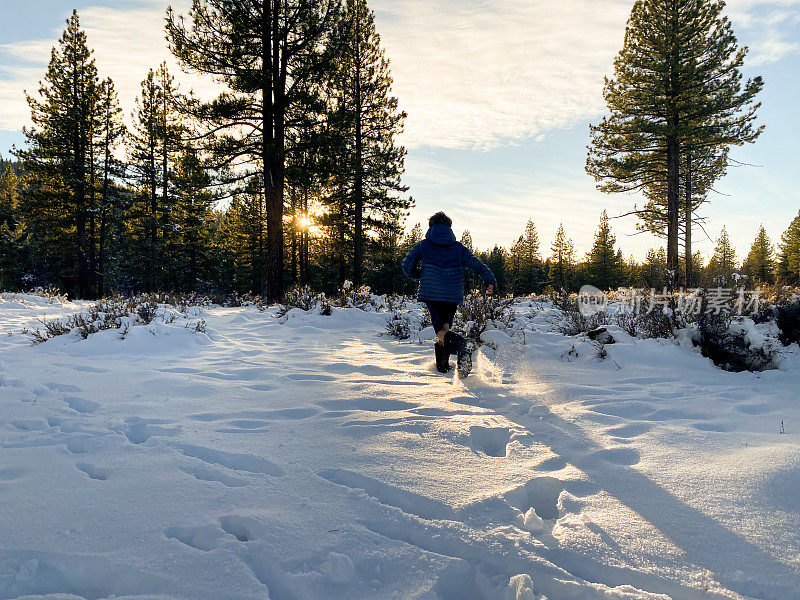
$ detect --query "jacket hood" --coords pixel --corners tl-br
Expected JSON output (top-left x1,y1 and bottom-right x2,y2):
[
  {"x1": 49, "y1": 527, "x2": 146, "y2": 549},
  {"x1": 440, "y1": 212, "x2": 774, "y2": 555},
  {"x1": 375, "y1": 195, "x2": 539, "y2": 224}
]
[{"x1": 426, "y1": 224, "x2": 456, "y2": 246}]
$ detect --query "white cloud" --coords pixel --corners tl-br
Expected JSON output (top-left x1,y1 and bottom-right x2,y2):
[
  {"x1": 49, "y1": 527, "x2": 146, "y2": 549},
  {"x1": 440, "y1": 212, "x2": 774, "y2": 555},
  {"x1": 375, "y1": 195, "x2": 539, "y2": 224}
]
[
  {"x1": 0, "y1": 0, "x2": 212, "y2": 134},
  {"x1": 0, "y1": 0, "x2": 634, "y2": 149},
  {"x1": 373, "y1": 0, "x2": 631, "y2": 150},
  {"x1": 1, "y1": 0, "x2": 797, "y2": 147},
  {"x1": 726, "y1": 0, "x2": 800, "y2": 65}
]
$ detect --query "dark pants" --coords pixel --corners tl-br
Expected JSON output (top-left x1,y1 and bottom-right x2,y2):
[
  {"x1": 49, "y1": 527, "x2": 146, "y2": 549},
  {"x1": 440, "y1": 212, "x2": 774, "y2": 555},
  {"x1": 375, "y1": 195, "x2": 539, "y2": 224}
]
[
  {"x1": 425, "y1": 301, "x2": 457, "y2": 334},
  {"x1": 426, "y1": 301, "x2": 464, "y2": 372}
]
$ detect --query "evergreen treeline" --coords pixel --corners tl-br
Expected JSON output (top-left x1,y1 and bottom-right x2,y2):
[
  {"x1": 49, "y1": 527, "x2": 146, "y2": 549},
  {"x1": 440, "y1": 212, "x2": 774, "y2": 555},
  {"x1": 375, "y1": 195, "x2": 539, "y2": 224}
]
[{"x1": 452, "y1": 215, "x2": 800, "y2": 295}]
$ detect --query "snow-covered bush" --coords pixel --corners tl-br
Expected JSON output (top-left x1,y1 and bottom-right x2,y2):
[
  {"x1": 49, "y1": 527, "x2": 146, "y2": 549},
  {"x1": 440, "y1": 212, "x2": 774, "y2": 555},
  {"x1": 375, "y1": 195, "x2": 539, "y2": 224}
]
[
  {"x1": 337, "y1": 280, "x2": 378, "y2": 310},
  {"x1": 694, "y1": 312, "x2": 778, "y2": 372},
  {"x1": 30, "y1": 295, "x2": 164, "y2": 343},
  {"x1": 384, "y1": 311, "x2": 412, "y2": 340},
  {"x1": 615, "y1": 309, "x2": 677, "y2": 339},
  {"x1": 386, "y1": 294, "x2": 407, "y2": 312},
  {"x1": 557, "y1": 303, "x2": 607, "y2": 336},
  {"x1": 455, "y1": 291, "x2": 516, "y2": 341},
  {"x1": 25, "y1": 286, "x2": 69, "y2": 304},
  {"x1": 278, "y1": 285, "x2": 329, "y2": 316},
  {"x1": 759, "y1": 300, "x2": 800, "y2": 347}
]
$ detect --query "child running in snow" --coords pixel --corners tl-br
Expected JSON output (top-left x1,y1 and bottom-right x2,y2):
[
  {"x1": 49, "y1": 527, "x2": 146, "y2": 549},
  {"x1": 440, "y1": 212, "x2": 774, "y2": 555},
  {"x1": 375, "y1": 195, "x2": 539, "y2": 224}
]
[{"x1": 401, "y1": 212, "x2": 498, "y2": 377}]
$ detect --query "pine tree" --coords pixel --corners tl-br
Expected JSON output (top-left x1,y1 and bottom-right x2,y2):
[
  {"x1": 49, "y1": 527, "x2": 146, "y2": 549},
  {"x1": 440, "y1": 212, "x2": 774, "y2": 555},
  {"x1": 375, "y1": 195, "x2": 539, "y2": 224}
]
[
  {"x1": 214, "y1": 180, "x2": 269, "y2": 294},
  {"x1": 395, "y1": 222, "x2": 422, "y2": 295},
  {"x1": 460, "y1": 230, "x2": 473, "y2": 252},
  {"x1": 0, "y1": 166, "x2": 26, "y2": 290},
  {"x1": 128, "y1": 69, "x2": 165, "y2": 291},
  {"x1": 167, "y1": 0, "x2": 340, "y2": 301},
  {"x1": 549, "y1": 223, "x2": 575, "y2": 291},
  {"x1": 624, "y1": 254, "x2": 641, "y2": 288},
  {"x1": 506, "y1": 235, "x2": 524, "y2": 295},
  {"x1": 637, "y1": 146, "x2": 728, "y2": 285},
  {"x1": 642, "y1": 247, "x2": 667, "y2": 288},
  {"x1": 16, "y1": 11, "x2": 102, "y2": 297},
  {"x1": 776, "y1": 210, "x2": 800, "y2": 285},
  {"x1": 587, "y1": 0, "x2": 763, "y2": 283},
  {"x1": 365, "y1": 214, "x2": 406, "y2": 294},
  {"x1": 0, "y1": 167, "x2": 17, "y2": 232},
  {"x1": 459, "y1": 229, "x2": 482, "y2": 294},
  {"x1": 172, "y1": 145, "x2": 216, "y2": 291},
  {"x1": 480, "y1": 246, "x2": 507, "y2": 294},
  {"x1": 706, "y1": 226, "x2": 737, "y2": 284},
  {"x1": 520, "y1": 219, "x2": 544, "y2": 293},
  {"x1": 741, "y1": 224, "x2": 775, "y2": 285},
  {"x1": 585, "y1": 210, "x2": 624, "y2": 291},
  {"x1": 329, "y1": 0, "x2": 409, "y2": 287},
  {"x1": 95, "y1": 78, "x2": 126, "y2": 296}
]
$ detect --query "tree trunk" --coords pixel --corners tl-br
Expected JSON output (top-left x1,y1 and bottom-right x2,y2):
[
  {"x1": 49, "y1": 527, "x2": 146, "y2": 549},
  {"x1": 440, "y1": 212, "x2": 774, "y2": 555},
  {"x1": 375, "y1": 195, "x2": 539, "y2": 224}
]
[
  {"x1": 74, "y1": 70, "x2": 89, "y2": 298},
  {"x1": 684, "y1": 152, "x2": 692, "y2": 288},
  {"x1": 262, "y1": 1, "x2": 285, "y2": 303},
  {"x1": 162, "y1": 83, "x2": 170, "y2": 290},
  {"x1": 665, "y1": 0, "x2": 680, "y2": 290},
  {"x1": 290, "y1": 187, "x2": 298, "y2": 283},
  {"x1": 353, "y1": 12, "x2": 364, "y2": 288},
  {"x1": 97, "y1": 102, "x2": 112, "y2": 298},
  {"x1": 150, "y1": 139, "x2": 158, "y2": 293},
  {"x1": 88, "y1": 116, "x2": 97, "y2": 299},
  {"x1": 302, "y1": 186, "x2": 309, "y2": 285}
]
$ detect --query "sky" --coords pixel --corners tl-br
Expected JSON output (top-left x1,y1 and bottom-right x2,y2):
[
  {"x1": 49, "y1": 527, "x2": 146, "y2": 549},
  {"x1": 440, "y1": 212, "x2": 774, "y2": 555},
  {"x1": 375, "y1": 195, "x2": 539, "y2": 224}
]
[{"x1": 1, "y1": 0, "x2": 798, "y2": 261}]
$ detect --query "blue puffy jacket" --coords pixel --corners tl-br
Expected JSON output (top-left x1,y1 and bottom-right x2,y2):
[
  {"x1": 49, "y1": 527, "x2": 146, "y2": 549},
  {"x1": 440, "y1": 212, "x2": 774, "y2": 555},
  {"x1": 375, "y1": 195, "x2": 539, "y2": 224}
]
[{"x1": 402, "y1": 224, "x2": 497, "y2": 303}]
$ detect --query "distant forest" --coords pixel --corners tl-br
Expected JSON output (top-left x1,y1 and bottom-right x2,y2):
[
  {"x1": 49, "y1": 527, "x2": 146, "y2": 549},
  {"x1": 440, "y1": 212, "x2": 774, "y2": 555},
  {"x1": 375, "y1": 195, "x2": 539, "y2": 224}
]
[{"x1": 0, "y1": 1, "x2": 799, "y2": 300}]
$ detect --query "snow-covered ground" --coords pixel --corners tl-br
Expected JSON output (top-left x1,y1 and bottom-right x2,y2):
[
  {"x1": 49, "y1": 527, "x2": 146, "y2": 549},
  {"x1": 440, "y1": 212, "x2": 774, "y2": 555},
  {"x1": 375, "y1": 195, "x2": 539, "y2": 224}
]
[{"x1": 1, "y1": 293, "x2": 798, "y2": 600}]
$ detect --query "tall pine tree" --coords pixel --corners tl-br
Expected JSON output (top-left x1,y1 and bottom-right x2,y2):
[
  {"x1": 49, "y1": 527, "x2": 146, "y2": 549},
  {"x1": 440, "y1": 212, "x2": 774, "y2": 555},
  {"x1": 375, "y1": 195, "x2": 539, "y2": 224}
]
[
  {"x1": 585, "y1": 210, "x2": 624, "y2": 291},
  {"x1": 741, "y1": 224, "x2": 775, "y2": 285},
  {"x1": 587, "y1": 0, "x2": 763, "y2": 284},
  {"x1": 328, "y1": 0, "x2": 409, "y2": 287},
  {"x1": 0, "y1": 166, "x2": 26, "y2": 289},
  {"x1": 776, "y1": 210, "x2": 800, "y2": 285},
  {"x1": 549, "y1": 223, "x2": 575, "y2": 291},
  {"x1": 706, "y1": 226, "x2": 737, "y2": 284},
  {"x1": 167, "y1": 0, "x2": 340, "y2": 301},
  {"x1": 17, "y1": 11, "x2": 102, "y2": 297}
]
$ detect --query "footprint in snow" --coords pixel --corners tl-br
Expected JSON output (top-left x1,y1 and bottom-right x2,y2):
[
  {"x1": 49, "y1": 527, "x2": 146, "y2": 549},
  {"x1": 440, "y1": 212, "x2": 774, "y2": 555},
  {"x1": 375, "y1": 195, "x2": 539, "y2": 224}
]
[
  {"x1": 118, "y1": 417, "x2": 180, "y2": 444},
  {"x1": 178, "y1": 444, "x2": 285, "y2": 477},
  {"x1": 504, "y1": 476, "x2": 565, "y2": 520},
  {"x1": 165, "y1": 524, "x2": 225, "y2": 551},
  {"x1": 318, "y1": 468, "x2": 453, "y2": 521},
  {"x1": 535, "y1": 455, "x2": 568, "y2": 472},
  {"x1": 71, "y1": 365, "x2": 109, "y2": 373},
  {"x1": 180, "y1": 465, "x2": 250, "y2": 488},
  {"x1": 244, "y1": 383, "x2": 276, "y2": 392},
  {"x1": 606, "y1": 423, "x2": 651, "y2": 438},
  {"x1": 63, "y1": 396, "x2": 100, "y2": 414},
  {"x1": 468, "y1": 426, "x2": 511, "y2": 457},
  {"x1": 219, "y1": 515, "x2": 264, "y2": 542},
  {"x1": 11, "y1": 420, "x2": 51, "y2": 432},
  {"x1": 693, "y1": 422, "x2": 729, "y2": 432},
  {"x1": 590, "y1": 447, "x2": 641, "y2": 466},
  {"x1": 76, "y1": 463, "x2": 111, "y2": 481},
  {"x1": 190, "y1": 408, "x2": 318, "y2": 422}
]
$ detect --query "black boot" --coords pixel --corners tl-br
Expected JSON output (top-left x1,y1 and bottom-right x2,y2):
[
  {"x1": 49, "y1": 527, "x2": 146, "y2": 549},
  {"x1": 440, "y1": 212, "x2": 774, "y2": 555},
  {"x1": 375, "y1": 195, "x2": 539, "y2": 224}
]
[
  {"x1": 443, "y1": 330, "x2": 464, "y2": 355},
  {"x1": 434, "y1": 342, "x2": 451, "y2": 373},
  {"x1": 444, "y1": 331, "x2": 475, "y2": 378}
]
